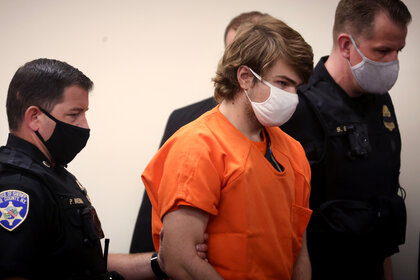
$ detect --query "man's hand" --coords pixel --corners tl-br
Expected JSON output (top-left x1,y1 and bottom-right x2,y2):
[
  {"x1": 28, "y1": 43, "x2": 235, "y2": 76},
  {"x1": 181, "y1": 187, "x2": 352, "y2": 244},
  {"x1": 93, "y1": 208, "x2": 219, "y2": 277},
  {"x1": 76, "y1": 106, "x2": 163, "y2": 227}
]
[
  {"x1": 196, "y1": 233, "x2": 209, "y2": 261},
  {"x1": 160, "y1": 206, "x2": 223, "y2": 280},
  {"x1": 158, "y1": 226, "x2": 209, "y2": 272},
  {"x1": 292, "y1": 231, "x2": 311, "y2": 280}
]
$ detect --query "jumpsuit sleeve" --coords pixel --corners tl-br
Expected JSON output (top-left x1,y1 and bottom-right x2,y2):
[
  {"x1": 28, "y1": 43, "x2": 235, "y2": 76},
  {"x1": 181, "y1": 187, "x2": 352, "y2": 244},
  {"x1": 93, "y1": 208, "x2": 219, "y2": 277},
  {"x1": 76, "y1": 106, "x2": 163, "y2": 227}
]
[{"x1": 143, "y1": 127, "x2": 223, "y2": 220}]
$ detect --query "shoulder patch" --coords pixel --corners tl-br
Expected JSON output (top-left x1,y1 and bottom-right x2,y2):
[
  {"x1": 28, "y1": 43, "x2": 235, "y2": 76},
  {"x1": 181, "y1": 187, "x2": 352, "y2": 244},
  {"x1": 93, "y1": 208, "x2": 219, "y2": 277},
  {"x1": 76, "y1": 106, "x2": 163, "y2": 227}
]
[{"x1": 0, "y1": 189, "x2": 29, "y2": 231}]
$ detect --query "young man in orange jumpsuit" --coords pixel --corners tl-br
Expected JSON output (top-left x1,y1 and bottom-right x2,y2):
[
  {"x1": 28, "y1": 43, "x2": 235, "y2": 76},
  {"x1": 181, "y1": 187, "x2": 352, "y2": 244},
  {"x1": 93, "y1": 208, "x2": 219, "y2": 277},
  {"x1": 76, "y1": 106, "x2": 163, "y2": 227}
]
[
  {"x1": 142, "y1": 15, "x2": 314, "y2": 279},
  {"x1": 130, "y1": 11, "x2": 266, "y2": 254}
]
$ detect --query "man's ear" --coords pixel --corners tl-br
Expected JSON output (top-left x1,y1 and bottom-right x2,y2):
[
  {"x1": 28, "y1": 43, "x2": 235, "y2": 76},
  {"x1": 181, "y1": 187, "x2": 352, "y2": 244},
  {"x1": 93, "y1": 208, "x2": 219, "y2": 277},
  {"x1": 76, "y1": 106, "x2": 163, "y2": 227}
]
[
  {"x1": 237, "y1": 66, "x2": 254, "y2": 91},
  {"x1": 337, "y1": 33, "x2": 352, "y2": 60},
  {"x1": 24, "y1": 106, "x2": 42, "y2": 131}
]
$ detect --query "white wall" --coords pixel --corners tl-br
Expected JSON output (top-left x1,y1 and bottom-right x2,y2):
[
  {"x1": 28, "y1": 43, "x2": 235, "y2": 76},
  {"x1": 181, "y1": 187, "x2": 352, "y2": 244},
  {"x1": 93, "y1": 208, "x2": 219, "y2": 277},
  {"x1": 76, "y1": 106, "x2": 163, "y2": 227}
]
[{"x1": 0, "y1": 0, "x2": 418, "y2": 278}]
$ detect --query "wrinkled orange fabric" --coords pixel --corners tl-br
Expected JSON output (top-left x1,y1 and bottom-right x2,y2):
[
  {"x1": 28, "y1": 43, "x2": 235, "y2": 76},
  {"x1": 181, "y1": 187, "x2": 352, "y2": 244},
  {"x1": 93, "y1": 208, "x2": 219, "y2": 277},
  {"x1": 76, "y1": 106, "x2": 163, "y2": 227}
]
[{"x1": 142, "y1": 106, "x2": 312, "y2": 279}]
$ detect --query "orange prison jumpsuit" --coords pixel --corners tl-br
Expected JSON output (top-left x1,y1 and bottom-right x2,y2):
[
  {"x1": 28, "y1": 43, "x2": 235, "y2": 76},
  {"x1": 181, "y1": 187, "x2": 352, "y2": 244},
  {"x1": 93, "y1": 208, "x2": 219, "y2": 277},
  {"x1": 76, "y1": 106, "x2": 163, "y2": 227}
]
[{"x1": 142, "y1": 106, "x2": 312, "y2": 279}]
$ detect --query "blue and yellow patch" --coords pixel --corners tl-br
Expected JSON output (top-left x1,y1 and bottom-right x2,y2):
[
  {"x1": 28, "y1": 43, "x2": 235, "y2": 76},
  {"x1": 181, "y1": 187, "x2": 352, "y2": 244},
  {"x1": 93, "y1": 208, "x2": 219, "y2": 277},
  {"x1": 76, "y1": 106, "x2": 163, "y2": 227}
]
[{"x1": 0, "y1": 190, "x2": 29, "y2": 231}]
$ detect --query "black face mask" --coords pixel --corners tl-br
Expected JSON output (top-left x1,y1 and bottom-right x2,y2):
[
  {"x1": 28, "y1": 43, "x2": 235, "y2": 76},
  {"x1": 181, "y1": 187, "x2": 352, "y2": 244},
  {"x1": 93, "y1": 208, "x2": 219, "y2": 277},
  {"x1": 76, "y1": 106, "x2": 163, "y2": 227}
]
[{"x1": 35, "y1": 107, "x2": 90, "y2": 165}]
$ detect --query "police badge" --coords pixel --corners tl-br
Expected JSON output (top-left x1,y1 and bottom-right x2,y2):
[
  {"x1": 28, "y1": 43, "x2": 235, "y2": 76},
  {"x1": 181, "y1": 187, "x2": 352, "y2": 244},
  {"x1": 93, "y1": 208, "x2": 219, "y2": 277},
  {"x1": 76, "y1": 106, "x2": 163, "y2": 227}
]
[
  {"x1": 383, "y1": 105, "x2": 396, "y2": 132},
  {"x1": 0, "y1": 190, "x2": 29, "y2": 231}
]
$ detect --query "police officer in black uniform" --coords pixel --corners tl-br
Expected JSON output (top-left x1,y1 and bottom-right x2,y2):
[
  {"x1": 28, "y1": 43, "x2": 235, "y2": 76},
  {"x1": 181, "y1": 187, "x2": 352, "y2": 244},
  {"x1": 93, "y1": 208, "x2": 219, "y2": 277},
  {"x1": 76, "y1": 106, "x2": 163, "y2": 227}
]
[
  {"x1": 0, "y1": 59, "x2": 180, "y2": 280},
  {"x1": 0, "y1": 58, "x2": 207, "y2": 280},
  {"x1": 281, "y1": 1, "x2": 411, "y2": 279},
  {"x1": 0, "y1": 58, "x2": 124, "y2": 279}
]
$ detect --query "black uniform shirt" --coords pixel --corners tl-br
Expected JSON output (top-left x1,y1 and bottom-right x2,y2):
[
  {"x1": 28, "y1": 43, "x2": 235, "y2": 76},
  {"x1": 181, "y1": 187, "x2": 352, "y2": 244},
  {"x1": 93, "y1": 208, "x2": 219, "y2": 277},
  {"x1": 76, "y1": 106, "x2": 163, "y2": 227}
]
[
  {"x1": 0, "y1": 134, "x2": 106, "y2": 279},
  {"x1": 282, "y1": 57, "x2": 402, "y2": 206},
  {"x1": 281, "y1": 57, "x2": 405, "y2": 280}
]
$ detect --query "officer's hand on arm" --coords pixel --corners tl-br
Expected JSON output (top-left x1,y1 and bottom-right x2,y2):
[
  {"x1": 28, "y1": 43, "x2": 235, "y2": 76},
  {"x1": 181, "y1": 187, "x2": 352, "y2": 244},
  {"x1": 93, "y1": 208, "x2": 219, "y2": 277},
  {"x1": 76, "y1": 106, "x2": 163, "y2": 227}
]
[
  {"x1": 292, "y1": 231, "x2": 311, "y2": 280},
  {"x1": 160, "y1": 206, "x2": 223, "y2": 280},
  {"x1": 107, "y1": 230, "x2": 209, "y2": 280},
  {"x1": 158, "y1": 226, "x2": 209, "y2": 263},
  {"x1": 196, "y1": 232, "x2": 209, "y2": 261}
]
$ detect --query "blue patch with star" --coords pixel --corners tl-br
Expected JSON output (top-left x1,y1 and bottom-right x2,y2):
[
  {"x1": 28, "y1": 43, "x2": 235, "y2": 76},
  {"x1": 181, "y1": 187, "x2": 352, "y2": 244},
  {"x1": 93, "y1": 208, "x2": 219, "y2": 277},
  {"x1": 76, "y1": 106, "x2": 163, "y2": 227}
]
[{"x1": 0, "y1": 190, "x2": 29, "y2": 231}]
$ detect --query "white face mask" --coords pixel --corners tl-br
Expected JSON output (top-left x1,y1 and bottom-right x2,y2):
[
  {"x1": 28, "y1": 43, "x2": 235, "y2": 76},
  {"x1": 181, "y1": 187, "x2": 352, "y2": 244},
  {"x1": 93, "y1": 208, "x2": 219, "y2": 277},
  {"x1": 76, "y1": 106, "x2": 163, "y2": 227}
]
[
  {"x1": 245, "y1": 68, "x2": 298, "y2": 127},
  {"x1": 348, "y1": 35, "x2": 399, "y2": 94}
]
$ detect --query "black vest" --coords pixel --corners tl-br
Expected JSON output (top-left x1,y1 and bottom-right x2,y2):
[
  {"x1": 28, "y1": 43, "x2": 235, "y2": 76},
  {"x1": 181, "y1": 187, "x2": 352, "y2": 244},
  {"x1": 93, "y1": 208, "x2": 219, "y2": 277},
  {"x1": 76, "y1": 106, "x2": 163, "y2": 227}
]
[
  {"x1": 0, "y1": 143, "x2": 107, "y2": 279},
  {"x1": 297, "y1": 61, "x2": 406, "y2": 259}
]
